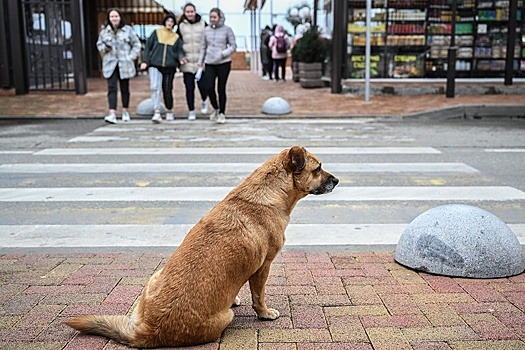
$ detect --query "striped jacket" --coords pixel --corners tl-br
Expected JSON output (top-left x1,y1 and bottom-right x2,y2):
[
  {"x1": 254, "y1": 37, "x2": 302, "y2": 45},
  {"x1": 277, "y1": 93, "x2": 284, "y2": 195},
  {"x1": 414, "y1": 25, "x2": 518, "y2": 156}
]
[{"x1": 96, "y1": 25, "x2": 141, "y2": 79}]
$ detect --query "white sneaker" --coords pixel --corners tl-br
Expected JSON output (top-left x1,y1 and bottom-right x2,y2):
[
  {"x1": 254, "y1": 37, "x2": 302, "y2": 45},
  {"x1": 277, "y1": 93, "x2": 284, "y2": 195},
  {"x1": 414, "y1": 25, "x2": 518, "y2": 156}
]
[
  {"x1": 166, "y1": 112, "x2": 174, "y2": 121},
  {"x1": 188, "y1": 111, "x2": 196, "y2": 120},
  {"x1": 262, "y1": 75, "x2": 270, "y2": 80},
  {"x1": 209, "y1": 110, "x2": 219, "y2": 121},
  {"x1": 216, "y1": 113, "x2": 226, "y2": 124},
  {"x1": 151, "y1": 111, "x2": 162, "y2": 124},
  {"x1": 200, "y1": 101, "x2": 208, "y2": 114},
  {"x1": 121, "y1": 111, "x2": 131, "y2": 122},
  {"x1": 104, "y1": 113, "x2": 117, "y2": 124}
]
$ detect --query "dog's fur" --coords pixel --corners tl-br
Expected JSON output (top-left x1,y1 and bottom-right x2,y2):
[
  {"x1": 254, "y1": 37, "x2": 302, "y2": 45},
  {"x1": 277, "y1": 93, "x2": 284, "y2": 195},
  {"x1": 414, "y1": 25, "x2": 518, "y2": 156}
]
[{"x1": 66, "y1": 146, "x2": 338, "y2": 348}]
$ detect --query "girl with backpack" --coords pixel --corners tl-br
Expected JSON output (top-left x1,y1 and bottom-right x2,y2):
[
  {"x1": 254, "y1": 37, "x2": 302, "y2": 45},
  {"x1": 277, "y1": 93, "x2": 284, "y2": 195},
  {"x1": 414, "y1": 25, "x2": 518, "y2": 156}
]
[{"x1": 268, "y1": 24, "x2": 291, "y2": 82}]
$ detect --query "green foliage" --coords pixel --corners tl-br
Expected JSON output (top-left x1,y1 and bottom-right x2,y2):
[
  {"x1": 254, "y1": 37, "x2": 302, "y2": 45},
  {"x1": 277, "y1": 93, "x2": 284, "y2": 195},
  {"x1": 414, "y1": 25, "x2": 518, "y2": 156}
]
[{"x1": 293, "y1": 26, "x2": 330, "y2": 63}]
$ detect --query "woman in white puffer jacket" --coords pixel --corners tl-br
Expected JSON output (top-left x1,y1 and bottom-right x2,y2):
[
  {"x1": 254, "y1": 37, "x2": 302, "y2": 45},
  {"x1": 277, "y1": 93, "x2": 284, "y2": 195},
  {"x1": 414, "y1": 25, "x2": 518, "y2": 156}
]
[{"x1": 177, "y1": 3, "x2": 208, "y2": 120}]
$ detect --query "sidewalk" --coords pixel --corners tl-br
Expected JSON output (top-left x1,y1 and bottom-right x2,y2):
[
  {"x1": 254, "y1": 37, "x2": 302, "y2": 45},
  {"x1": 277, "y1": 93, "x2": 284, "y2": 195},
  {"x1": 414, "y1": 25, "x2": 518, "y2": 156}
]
[
  {"x1": 1, "y1": 250, "x2": 524, "y2": 349},
  {"x1": 0, "y1": 70, "x2": 524, "y2": 118}
]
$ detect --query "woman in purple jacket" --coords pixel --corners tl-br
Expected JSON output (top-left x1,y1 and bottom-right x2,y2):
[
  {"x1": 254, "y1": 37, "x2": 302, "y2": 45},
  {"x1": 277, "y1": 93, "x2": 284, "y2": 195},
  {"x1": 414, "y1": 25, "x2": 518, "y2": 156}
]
[{"x1": 198, "y1": 8, "x2": 237, "y2": 124}]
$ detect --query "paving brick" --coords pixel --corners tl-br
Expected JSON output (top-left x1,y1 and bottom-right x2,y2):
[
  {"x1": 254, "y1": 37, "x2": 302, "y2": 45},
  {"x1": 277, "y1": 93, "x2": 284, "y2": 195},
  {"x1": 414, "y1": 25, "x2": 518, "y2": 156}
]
[
  {"x1": 102, "y1": 285, "x2": 142, "y2": 305},
  {"x1": 448, "y1": 340, "x2": 525, "y2": 350},
  {"x1": 219, "y1": 329, "x2": 257, "y2": 350},
  {"x1": 289, "y1": 294, "x2": 350, "y2": 307},
  {"x1": 402, "y1": 326, "x2": 480, "y2": 342},
  {"x1": 298, "y1": 344, "x2": 372, "y2": 350},
  {"x1": 345, "y1": 285, "x2": 382, "y2": 305},
  {"x1": 461, "y1": 313, "x2": 521, "y2": 340},
  {"x1": 412, "y1": 293, "x2": 476, "y2": 305},
  {"x1": 327, "y1": 316, "x2": 368, "y2": 343},
  {"x1": 291, "y1": 305, "x2": 327, "y2": 329},
  {"x1": 260, "y1": 343, "x2": 297, "y2": 350},
  {"x1": 259, "y1": 329, "x2": 332, "y2": 343},
  {"x1": 366, "y1": 327, "x2": 411, "y2": 350},
  {"x1": 411, "y1": 341, "x2": 452, "y2": 350},
  {"x1": 324, "y1": 305, "x2": 389, "y2": 317},
  {"x1": 422, "y1": 275, "x2": 464, "y2": 293},
  {"x1": 360, "y1": 314, "x2": 430, "y2": 328},
  {"x1": 460, "y1": 283, "x2": 507, "y2": 303},
  {"x1": 418, "y1": 304, "x2": 466, "y2": 327},
  {"x1": 380, "y1": 293, "x2": 421, "y2": 315}
]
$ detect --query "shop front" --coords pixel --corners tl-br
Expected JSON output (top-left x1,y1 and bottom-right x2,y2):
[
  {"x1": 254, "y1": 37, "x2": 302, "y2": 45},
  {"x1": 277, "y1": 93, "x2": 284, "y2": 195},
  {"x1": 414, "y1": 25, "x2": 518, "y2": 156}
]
[{"x1": 342, "y1": 0, "x2": 524, "y2": 79}]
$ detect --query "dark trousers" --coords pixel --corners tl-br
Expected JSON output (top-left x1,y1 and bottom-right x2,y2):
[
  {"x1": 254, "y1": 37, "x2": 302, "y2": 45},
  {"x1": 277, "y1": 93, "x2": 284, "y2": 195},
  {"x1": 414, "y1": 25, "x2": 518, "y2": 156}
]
[
  {"x1": 205, "y1": 62, "x2": 231, "y2": 114},
  {"x1": 107, "y1": 67, "x2": 130, "y2": 110},
  {"x1": 158, "y1": 67, "x2": 176, "y2": 110},
  {"x1": 273, "y1": 58, "x2": 287, "y2": 81},
  {"x1": 183, "y1": 72, "x2": 208, "y2": 112}
]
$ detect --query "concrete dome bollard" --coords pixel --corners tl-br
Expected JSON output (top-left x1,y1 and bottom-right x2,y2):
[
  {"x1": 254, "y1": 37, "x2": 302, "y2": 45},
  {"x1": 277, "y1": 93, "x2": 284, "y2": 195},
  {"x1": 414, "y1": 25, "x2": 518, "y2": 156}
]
[
  {"x1": 136, "y1": 98, "x2": 167, "y2": 116},
  {"x1": 262, "y1": 97, "x2": 291, "y2": 115},
  {"x1": 395, "y1": 204, "x2": 525, "y2": 278}
]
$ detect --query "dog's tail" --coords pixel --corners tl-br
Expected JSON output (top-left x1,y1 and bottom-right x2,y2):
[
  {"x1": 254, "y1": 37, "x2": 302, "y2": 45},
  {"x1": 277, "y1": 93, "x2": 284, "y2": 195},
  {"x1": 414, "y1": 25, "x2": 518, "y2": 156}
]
[{"x1": 66, "y1": 315, "x2": 136, "y2": 346}]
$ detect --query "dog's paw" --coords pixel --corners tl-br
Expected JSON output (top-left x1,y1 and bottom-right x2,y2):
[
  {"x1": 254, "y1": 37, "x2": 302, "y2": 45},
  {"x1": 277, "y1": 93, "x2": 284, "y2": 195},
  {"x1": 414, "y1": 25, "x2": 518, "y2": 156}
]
[
  {"x1": 232, "y1": 296, "x2": 241, "y2": 307},
  {"x1": 257, "y1": 308, "x2": 280, "y2": 320}
]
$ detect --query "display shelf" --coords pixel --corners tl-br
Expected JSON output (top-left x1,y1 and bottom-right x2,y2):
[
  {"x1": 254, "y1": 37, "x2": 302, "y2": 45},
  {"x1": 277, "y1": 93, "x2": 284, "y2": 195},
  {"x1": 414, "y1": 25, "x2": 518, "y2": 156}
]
[
  {"x1": 472, "y1": 0, "x2": 523, "y2": 77},
  {"x1": 425, "y1": 0, "x2": 476, "y2": 77},
  {"x1": 343, "y1": 0, "x2": 524, "y2": 79},
  {"x1": 384, "y1": 2, "x2": 428, "y2": 77},
  {"x1": 347, "y1": 1, "x2": 387, "y2": 77}
]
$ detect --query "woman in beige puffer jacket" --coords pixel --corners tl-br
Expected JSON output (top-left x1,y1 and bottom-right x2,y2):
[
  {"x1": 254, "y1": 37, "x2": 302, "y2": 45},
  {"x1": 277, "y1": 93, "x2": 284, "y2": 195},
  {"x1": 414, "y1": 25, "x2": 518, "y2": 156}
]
[{"x1": 177, "y1": 3, "x2": 208, "y2": 120}]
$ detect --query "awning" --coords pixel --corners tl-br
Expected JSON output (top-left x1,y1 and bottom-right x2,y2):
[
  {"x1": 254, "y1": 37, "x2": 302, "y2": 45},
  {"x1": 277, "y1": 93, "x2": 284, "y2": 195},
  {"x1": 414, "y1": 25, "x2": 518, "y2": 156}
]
[
  {"x1": 243, "y1": 0, "x2": 266, "y2": 10},
  {"x1": 97, "y1": 0, "x2": 170, "y2": 25}
]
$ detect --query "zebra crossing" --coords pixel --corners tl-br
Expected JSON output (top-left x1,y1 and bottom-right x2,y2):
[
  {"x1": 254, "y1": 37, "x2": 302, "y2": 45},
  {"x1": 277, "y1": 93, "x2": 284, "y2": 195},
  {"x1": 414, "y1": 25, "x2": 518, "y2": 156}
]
[{"x1": 0, "y1": 119, "x2": 524, "y2": 250}]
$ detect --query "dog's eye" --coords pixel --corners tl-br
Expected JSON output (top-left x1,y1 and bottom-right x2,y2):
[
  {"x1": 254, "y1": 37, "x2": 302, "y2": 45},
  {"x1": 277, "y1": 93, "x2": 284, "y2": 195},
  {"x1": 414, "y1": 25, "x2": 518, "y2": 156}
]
[{"x1": 315, "y1": 164, "x2": 322, "y2": 173}]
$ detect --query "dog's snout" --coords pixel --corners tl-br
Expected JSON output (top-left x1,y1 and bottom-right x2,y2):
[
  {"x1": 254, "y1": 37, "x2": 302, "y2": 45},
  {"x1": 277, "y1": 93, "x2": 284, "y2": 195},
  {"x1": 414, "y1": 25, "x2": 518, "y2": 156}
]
[{"x1": 331, "y1": 176, "x2": 339, "y2": 187}]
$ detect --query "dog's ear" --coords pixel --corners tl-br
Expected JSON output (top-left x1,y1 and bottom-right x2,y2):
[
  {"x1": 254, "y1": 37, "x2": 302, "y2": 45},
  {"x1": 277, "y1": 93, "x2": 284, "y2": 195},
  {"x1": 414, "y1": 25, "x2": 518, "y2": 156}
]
[{"x1": 287, "y1": 146, "x2": 306, "y2": 173}]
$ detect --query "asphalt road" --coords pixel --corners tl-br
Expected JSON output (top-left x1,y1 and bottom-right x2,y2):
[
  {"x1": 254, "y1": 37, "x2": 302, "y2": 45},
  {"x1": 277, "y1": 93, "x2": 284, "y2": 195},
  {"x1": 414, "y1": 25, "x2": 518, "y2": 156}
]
[{"x1": 0, "y1": 116, "x2": 524, "y2": 252}]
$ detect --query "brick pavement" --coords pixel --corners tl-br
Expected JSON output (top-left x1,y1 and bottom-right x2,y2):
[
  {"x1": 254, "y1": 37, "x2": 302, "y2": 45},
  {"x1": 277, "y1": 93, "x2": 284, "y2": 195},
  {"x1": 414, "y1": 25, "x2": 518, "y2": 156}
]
[
  {"x1": 0, "y1": 70, "x2": 524, "y2": 118},
  {"x1": 0, "y1": 251, "x2": 524, "y2": 349},
  {"x1": 1, "y1": 70, "x2": 525, "y2": 349}
]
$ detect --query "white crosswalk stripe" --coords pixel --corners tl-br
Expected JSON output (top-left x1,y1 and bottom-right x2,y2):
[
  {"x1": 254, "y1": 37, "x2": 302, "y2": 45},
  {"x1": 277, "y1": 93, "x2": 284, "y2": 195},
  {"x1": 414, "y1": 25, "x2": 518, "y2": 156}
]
[
  {"x1": 0, "y1": 162, "x2": 478, "y2": 173},
  {"x1": 34, "y1": 147, "x2": 442, "y2": 155},
  {"x1": 1, "y1": 125, "x2": 524, "y2": 249},
  {"x1": 1, "y1": 224, "x2": 524, "y2": 248},
  {"x1": 0, "y1": 186, "x2": 524, "y2": 202}
]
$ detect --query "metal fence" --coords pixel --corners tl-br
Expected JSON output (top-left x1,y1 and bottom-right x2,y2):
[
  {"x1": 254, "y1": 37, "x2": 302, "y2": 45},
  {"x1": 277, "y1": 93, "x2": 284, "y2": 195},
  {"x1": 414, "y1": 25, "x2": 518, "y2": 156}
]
[{"x1": 23, "y1": 0, "x2": 75, "y2": 91}]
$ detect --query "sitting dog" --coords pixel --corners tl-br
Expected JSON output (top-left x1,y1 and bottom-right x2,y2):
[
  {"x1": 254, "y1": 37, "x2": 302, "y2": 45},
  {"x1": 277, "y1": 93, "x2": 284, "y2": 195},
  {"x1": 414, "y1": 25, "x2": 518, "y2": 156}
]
[{"x1": 66, "y1": 146, "x2": 338, "y2": 348}]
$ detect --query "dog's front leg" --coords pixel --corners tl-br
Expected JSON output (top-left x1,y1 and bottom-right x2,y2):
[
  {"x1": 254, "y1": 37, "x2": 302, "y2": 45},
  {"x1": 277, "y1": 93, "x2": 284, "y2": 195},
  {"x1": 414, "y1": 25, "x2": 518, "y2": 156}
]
[{"x1": 249, "y1": 262, "x2": 279, "y2": 320}]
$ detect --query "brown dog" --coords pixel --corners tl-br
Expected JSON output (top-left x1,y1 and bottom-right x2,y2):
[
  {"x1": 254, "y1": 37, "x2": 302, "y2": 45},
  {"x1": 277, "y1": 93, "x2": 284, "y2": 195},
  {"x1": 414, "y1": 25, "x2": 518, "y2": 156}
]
[{"x1": 66, "y1": 146, "x2": 338, "y2": 348}]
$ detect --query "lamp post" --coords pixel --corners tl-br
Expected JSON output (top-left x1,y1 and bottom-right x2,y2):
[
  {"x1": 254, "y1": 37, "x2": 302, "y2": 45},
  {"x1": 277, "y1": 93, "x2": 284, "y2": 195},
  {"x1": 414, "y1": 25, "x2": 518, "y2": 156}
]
[{"x1": 445, "y1": 0, "x2": 459, "y2": 98}]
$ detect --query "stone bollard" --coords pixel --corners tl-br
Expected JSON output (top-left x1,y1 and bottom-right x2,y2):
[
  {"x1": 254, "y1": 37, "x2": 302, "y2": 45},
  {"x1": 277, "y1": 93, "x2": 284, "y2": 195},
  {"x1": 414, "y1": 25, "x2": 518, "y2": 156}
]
[
  {"x1": 261, "y1": 97, "x2": 291, "y2": 115},
  {"x1": 395, "y1": 204, "x2": 525, "y2": 278},
  {"x1": 136, "y1": 98, "x2": 167, "y2": 116}
]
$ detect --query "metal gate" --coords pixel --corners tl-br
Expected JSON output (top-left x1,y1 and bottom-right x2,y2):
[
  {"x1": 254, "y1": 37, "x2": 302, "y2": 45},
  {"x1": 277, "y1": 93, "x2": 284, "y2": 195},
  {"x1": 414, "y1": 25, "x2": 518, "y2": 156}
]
[{"x1": 22, "y1": 0, "x2": 76, "y2": 91}]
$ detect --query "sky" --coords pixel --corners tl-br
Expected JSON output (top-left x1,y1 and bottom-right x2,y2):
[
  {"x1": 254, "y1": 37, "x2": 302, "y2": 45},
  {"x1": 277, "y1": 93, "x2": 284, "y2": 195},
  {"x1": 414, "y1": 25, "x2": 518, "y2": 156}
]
[{"x1": 154, "y1": 1, "x2": 325, "y2": 50}]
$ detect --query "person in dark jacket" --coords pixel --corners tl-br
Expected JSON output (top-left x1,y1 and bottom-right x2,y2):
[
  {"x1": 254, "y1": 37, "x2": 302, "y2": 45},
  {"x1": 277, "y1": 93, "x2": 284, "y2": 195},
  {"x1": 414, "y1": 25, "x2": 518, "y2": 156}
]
[
  {"x1": 140, "y1": 14, "x2": 186, "y2": 123},
  {"x1": 260, "y1": 26, "x2": 273, "y2": 80}
]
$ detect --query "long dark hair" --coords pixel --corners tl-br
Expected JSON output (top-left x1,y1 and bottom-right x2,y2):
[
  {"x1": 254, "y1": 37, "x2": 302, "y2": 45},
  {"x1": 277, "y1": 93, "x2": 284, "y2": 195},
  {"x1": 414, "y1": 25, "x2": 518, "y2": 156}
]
[
  {"x1": 106, "y1": 8, "x2": 126, "y2": 30},
  {"x1": 178, "y1": 3, "x2": 197, "y2": 25}
]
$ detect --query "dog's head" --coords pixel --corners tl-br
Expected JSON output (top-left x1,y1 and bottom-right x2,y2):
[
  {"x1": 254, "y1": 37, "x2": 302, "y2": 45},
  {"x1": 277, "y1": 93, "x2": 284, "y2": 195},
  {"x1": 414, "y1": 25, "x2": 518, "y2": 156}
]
[{"x1": 286, "y1": 146, "x2": 339, "y2": 195}]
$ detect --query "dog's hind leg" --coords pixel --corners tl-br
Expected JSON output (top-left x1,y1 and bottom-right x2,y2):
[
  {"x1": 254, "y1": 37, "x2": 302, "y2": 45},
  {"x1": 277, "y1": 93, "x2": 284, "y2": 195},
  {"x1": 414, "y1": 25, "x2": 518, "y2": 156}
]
[
  {"x1": 199, "y1": 309, "x2": 234, "y2": 343},
  {"x1": 249, "y1": 262, "x2": 280, "y2": 320}
]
